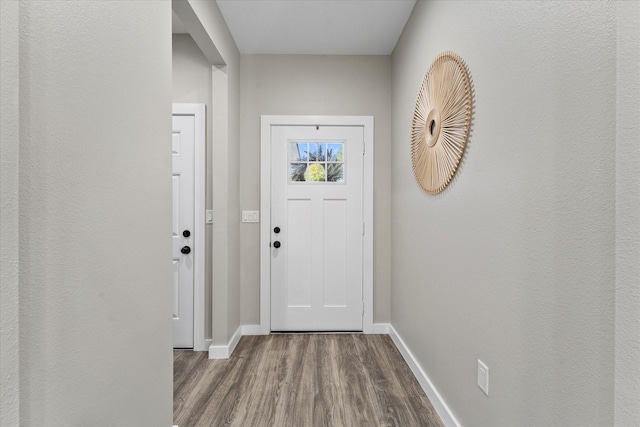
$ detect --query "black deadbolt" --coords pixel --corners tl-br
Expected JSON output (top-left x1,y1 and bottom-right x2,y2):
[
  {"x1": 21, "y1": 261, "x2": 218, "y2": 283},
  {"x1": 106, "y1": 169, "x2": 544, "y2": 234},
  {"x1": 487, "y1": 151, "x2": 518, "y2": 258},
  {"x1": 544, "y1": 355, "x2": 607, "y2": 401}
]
[
  {"x1": 274, "y1": 226, "x2": 281, "y2": 234},
  {"x1": 273, "y1": 241, "x2": 281, "y2": 249},
  {"x1": 181, "y1": 246, "x2": 191, "y2": 254},
  {"x1": 183, "y1": 230, "x2": 191, "y2": 238}
]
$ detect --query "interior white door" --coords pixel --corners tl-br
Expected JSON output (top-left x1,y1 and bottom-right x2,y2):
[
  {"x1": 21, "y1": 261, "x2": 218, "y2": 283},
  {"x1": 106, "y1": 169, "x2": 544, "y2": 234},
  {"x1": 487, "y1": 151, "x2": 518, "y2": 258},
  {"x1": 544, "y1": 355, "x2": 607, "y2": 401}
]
[
  {"x1": 270, "y1": 125, "x2": 364, "y2": 331},
  {"x1": 172, "y1": 114, "x2": 195, "y2": 348}
]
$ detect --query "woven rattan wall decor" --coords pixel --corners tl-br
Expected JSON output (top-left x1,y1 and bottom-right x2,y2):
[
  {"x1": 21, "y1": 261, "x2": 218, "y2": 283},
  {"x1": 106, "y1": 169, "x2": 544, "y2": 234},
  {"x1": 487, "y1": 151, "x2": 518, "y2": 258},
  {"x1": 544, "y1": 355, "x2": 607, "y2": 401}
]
[{"x1": 411, "y1": 52, "x2": 472, "y2": 194}]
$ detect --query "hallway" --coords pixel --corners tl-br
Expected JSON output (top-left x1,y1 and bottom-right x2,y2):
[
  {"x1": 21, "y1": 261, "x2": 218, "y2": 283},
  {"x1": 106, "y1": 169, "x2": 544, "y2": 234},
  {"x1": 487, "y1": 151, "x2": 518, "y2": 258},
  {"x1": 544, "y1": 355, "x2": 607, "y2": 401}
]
[
  {"x1": 174, "y1": 334, "x2": 444, "y2": 426},
  {"x1": 4, "y1": 2, "x2": 638, "y2": 425}
]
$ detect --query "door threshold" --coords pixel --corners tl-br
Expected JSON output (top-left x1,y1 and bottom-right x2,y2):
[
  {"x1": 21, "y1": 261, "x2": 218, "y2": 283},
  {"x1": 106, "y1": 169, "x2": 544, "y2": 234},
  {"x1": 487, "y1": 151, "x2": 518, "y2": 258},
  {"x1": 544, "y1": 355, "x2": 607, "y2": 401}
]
[{"x1": 270, "y1": 330, "x2": 363, "y2": 334}]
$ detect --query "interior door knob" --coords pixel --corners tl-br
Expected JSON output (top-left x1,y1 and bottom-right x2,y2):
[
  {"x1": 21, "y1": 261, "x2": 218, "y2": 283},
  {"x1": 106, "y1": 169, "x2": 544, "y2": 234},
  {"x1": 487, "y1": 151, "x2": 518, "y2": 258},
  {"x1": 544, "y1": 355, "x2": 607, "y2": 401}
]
[
  {"x1": 274, "y1": 226, "x2": 281, "y2": 234},
  {"x1": 181, "y1": 246, "x2": 191, "y2": 254},
  {"x1": 183, "y1": 230, "x2": 191, "y2": 238},
  {"x1": 273, "y1": 241, "x2": 281, "y2": 249}
]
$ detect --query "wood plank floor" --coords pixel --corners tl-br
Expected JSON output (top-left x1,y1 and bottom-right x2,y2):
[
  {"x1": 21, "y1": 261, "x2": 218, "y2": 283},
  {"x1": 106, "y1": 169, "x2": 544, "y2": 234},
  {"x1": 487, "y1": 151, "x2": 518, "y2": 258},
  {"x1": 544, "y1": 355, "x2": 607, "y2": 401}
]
[{"x1": 174, "y1": 334, "x2": 444, "y2": 427}]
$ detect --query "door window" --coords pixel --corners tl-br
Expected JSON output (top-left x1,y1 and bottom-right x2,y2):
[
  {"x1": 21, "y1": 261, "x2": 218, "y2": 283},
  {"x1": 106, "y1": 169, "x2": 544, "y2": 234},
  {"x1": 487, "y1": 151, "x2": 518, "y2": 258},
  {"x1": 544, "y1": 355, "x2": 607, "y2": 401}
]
[{"x1": 289, "y1": 141, "x2": 345, "y2": 183}]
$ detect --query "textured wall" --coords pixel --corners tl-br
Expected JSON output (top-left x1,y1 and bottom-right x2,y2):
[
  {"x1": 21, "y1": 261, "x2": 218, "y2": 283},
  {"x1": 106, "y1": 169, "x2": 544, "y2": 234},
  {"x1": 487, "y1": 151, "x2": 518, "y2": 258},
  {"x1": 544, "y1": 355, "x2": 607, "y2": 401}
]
[
  {"x1": 239, "y1": 54, "x2": 392, "y2": 326},
  {"x1": 615, "y1": 1, "x2": 640, "y2": 425},
  {"x1": 172, "y1": 33, "x2": 214, "y2": 341},
  {"x1": 1, "y1": 1, "x2": 20, "y2": 425},
  {"x1": 391, "y1": 1, "x2": 617, "y2": 425},
  {"x1": 17, "y1": 1, "x2": 173, "y2": 425}
]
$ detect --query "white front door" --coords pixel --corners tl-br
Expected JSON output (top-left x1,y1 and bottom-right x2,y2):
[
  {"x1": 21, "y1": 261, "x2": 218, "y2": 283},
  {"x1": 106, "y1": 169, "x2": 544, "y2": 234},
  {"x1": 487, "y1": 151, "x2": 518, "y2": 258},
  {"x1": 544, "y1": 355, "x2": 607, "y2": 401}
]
[
  {"x1": 270, "y1": 125, "x2": 364, "y2": 331},
  {"x1": 172, "y1": 114, "x2": 195, "y2": 348}
]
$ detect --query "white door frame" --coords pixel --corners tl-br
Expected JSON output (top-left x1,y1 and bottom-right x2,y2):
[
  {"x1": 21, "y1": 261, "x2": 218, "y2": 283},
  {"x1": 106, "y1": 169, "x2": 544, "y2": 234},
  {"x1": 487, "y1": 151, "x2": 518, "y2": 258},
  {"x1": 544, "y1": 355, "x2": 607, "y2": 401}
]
[
  {"x1": 260, "y1": 115, "x2": 374, "y2": 334},
  {"x1": 173, "y1": 103, "x2": 207, "y2": 350}
]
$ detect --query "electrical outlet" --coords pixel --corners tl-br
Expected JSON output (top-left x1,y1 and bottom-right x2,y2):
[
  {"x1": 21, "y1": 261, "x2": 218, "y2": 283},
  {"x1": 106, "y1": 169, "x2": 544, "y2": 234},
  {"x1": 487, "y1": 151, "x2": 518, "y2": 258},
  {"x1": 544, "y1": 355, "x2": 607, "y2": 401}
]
[{"x1": 477, "y1": 359, "x2": 489, "y2": 396}]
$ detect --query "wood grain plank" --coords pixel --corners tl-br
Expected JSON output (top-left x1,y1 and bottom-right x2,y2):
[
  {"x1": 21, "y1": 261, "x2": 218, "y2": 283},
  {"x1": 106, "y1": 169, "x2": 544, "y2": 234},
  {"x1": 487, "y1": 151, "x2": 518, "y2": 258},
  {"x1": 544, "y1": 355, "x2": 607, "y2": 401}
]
[
  {"x1": 173, "y1": 334, "x2": 444, "y2": 427},
  {"x1": 198, "y1": 336, "x2": 268, "y2": 427},
  {"x1": 313, "y1": 334, "x2": 346, "y2": 426}
]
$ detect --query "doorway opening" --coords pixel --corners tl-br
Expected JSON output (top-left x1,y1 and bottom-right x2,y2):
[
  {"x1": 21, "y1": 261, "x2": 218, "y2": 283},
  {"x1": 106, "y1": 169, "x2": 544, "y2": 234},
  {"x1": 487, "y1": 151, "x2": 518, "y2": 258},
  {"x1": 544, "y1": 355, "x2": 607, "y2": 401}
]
[
  {"x1": 260, "y1": 116, "x2": 374, "y2": 333},
  {"x1": 172, "y1": 104, "x2": 206, "y2": 350}
]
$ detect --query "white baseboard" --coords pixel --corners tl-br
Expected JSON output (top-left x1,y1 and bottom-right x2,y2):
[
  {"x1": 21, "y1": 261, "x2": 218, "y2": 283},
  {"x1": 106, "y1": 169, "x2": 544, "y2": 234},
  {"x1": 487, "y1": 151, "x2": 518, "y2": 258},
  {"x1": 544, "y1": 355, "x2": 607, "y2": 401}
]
[
  {"x1": 388, "y1": 325, "x2": 460, "y2": 427},
  {"x1": 241, "y1": 324, "x2": 268, "y2": 335},
  {"x1": 208, "y1": 326, "x2": 242, "y2": 359},
  {"x1": 371, "y1": 323, "x2": 390, "y2": 334},
  {"x1": 245, "y1": 324, "x2": 386, "y2": 335},
  {"x1": 194, "y1": 338, "x2": 211, "y2": 352}
]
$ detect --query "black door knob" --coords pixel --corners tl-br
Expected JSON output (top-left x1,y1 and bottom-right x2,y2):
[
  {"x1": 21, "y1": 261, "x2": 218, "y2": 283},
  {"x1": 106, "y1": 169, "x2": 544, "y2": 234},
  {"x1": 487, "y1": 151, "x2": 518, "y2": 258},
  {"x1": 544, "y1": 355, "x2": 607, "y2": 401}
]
[
  {"x1": 274, "y1": 226, "x2": 281, "y2": 234},
  {"x1": 273, "y1": 241, "x2": 281, "y2": 249},
  {"x1": 181, "y1": 246, "x2": 191, "y2": 254},
  {"x1": 183, "y1": 230, "x2": 191, "y2": 238}
]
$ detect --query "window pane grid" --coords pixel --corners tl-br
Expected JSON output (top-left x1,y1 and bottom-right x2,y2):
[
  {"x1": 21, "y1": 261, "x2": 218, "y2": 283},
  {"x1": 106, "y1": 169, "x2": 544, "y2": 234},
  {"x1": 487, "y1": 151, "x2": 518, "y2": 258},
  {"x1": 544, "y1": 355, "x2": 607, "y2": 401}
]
[{"x1": 289, "y1": 141, "x2": 344, "y2": 183}]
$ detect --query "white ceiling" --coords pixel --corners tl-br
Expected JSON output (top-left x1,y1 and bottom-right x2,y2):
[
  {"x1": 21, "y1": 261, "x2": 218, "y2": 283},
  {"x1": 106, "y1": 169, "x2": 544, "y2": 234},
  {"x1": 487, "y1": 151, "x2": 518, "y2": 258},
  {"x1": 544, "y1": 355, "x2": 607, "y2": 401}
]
[{"x1": 210, "y1": 0, "x2": 416, "y2": 55}]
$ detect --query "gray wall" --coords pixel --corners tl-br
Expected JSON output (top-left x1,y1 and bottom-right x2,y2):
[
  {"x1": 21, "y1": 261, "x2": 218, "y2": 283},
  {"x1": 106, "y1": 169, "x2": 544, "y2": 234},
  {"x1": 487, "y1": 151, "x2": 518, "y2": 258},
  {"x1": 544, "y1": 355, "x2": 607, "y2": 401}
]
[
  {"x1": 172, "y1": 33, "x2": 214, "y2": 341},
  {"x1": 615, "y1": 2, "x2": 640, "y2": 425},
  {"x1": 9, "y1": 1, "x2": 173, "y2": 425},
  {"x1": 239, "y1": 54, "x2": 392, "y2": 325},
  {"x1": 391, "y1": 1, "x2": 622, "y2": 426},
  {"x1": 1, "y1": 0, "x2": 20, "y2": 424}
]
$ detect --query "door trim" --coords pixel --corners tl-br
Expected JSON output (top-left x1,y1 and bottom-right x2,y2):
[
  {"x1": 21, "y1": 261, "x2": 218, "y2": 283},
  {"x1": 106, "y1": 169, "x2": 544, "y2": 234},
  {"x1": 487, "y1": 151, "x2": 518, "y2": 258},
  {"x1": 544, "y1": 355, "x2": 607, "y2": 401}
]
[
  {"x1": 173, "y1": 103, "x2": 207, "y2": 351},
  {"x1": 260, "y1": 115, "x2": 374, "y2": 334}
]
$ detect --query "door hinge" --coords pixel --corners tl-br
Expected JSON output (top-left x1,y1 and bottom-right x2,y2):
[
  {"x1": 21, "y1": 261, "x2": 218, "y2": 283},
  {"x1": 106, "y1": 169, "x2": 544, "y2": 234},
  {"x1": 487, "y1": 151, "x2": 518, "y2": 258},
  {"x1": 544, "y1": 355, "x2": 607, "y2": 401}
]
[
  {"x1": 363, "y1": 140, "x2": 365, "y2": 156},
  {"x1": 362, "y1": 303, "x2": 365, "y2": 315},
  {"x1": 362, "y1": 222, "x2": 365, "y2": 235}
]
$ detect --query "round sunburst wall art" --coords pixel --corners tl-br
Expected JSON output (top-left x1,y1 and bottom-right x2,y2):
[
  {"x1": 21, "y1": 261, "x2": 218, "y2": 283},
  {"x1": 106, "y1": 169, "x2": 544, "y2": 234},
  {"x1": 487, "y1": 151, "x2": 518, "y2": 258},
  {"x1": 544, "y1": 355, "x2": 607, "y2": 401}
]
[{"x1": 411, "y1": 52, "x2": 472, "y2": 194}]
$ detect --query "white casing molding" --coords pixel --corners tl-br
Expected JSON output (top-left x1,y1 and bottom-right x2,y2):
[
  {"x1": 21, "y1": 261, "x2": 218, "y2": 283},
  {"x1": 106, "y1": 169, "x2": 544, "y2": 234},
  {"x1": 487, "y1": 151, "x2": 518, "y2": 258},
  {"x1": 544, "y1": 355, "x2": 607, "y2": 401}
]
[
  {"x1": 208, "y1": 326, "x2": 242, "y2": 359},
  {"x1": 388, "y1": 325, "x2": 461, "y2": 427},
  {"x1": 173, "y1": 103, "x2": 207, "y2": 352},
  {"x1": 260, "y1": 115, "x2": 374, "y2": 334}
]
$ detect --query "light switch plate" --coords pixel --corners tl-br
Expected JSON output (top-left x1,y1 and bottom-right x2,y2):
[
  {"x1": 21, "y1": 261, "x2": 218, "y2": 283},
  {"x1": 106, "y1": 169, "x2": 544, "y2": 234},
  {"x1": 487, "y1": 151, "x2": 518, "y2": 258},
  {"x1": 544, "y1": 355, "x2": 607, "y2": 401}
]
[
  {"x1": 242, "y1": 210, "x2": 259, "y2": 223},
  {"x1": 477, "y1": 359, "x2": 489, "y2": 396},
  {"x1": 206, "y1": 210, "x2": 213, "y2": 224}
]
